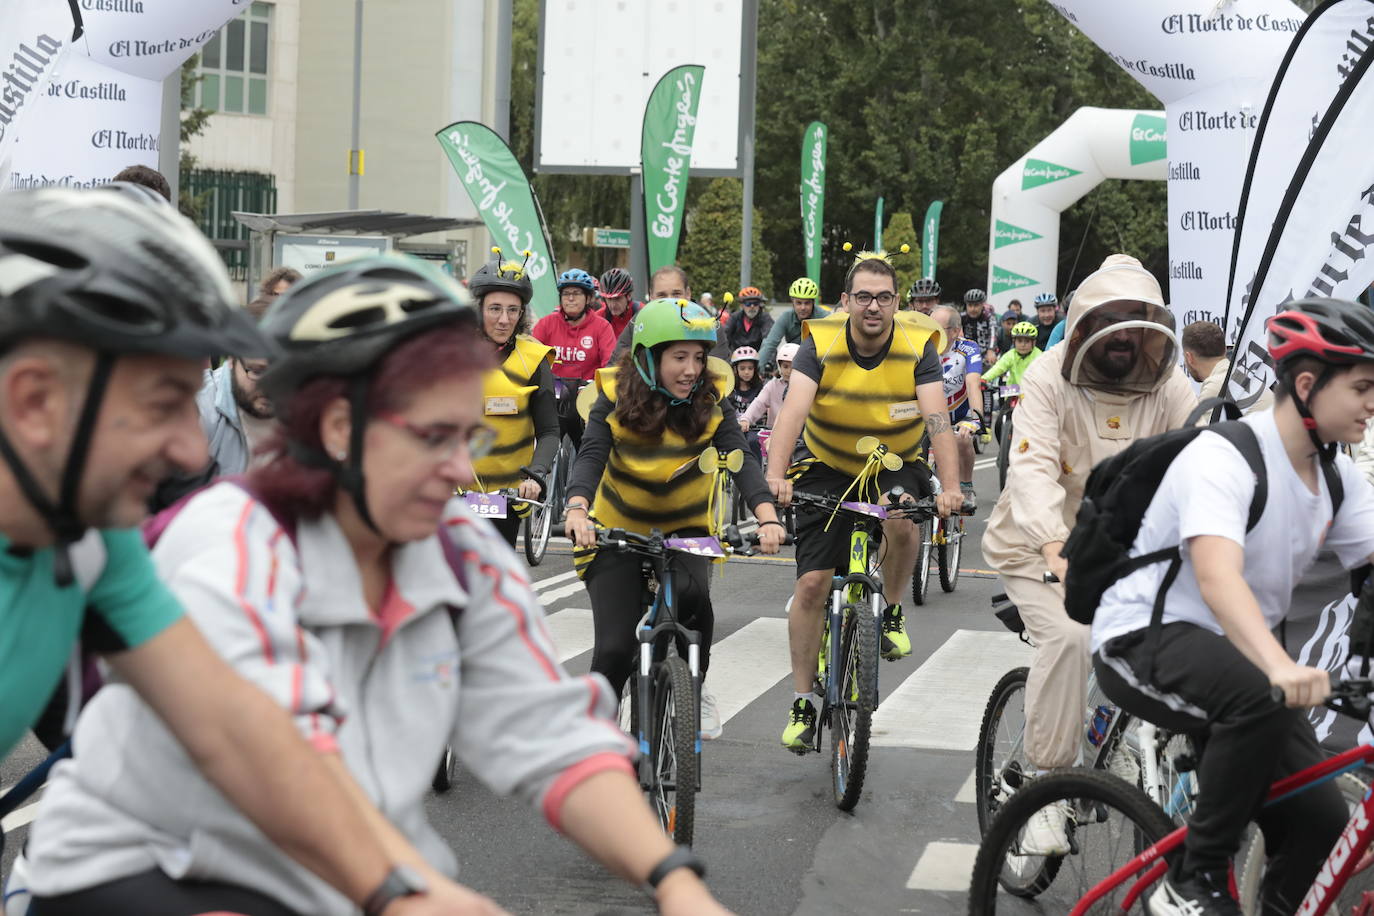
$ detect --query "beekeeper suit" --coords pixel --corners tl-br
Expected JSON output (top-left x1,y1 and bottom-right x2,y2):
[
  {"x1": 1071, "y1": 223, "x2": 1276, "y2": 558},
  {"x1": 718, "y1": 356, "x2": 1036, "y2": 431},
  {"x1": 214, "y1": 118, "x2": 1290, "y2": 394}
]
[{"x1": 982, "y1": 255, "x2": 1197, "y2": 783}]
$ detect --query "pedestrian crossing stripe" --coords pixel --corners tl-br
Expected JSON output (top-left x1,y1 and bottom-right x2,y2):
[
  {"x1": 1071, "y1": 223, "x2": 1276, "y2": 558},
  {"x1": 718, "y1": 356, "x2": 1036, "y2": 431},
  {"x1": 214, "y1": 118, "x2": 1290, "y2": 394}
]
[{"x1": 906, "y1": 841, "x2": 979, "y2": 891}]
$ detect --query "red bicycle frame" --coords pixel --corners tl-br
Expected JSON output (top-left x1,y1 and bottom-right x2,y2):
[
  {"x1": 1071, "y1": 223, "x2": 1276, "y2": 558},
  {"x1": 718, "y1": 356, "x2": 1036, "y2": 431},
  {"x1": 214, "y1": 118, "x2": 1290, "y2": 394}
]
[{"x1": 1068, "y1": 742, "x2": 1374, "y2": 916}]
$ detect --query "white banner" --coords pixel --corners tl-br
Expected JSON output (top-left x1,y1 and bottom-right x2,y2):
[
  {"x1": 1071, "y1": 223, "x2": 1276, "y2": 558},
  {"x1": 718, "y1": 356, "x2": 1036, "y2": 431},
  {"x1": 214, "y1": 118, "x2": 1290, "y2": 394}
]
[
  {"x1": 1047, "y1": 0, "x2": 1302, "y2": 328},
  {"x1": 0, "y1": 0, "x2": 77, "y2": 173},
  {"x1": 76, "y1": 0, "x2": 251, "y2": 82},
  {"x1": 1222, "y1": 1, "x2": 1374, "y2": 406},
  {"x1": 988, "y1": 107, "x2": 1167, "y2": 310}
]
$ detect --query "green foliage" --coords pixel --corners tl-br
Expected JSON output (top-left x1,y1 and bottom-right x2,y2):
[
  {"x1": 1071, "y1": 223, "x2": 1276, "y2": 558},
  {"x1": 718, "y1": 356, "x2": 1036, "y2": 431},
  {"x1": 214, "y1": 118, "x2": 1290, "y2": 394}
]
[
  {"x1": 178, "y1": 55, "x2": 213, "y2": 220},
  {"x1": 881, "y1": 211, "x2": 920, "y2": 299},
  {"x1": 679, "y1": 178, "x2": 775, "y2": 302}
]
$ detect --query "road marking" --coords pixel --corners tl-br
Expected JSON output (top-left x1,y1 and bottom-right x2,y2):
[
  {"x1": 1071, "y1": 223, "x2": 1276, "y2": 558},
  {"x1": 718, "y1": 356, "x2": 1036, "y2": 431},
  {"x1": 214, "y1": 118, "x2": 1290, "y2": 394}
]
[
  {"x1": 955, "y1": 769, "x2": 977, "y2": 804},
  {"x1": 974, "y1": 457, "x2": 997, "y2": 469},
  {"x1": 1, "y1": 799, "x2": 40, "y2": 833},
  {"x1": 538, "y1": 580, "x2": 589, "y2": 606},
  {"x1": 702, "y1": 618, "x2": 791, "y2": 725},
  {"x1": 541, "y1": 606, "x2": 596, "y2": 662},
  {"x1": 533, "y1": 569, "x2": 579, "y2": 592},
  {"x1": 906, "y1": 841, "x2": 979, "y2": 891},
  {"x1": 871, "y1": 629, "x2": 1032, "y2": 750}
]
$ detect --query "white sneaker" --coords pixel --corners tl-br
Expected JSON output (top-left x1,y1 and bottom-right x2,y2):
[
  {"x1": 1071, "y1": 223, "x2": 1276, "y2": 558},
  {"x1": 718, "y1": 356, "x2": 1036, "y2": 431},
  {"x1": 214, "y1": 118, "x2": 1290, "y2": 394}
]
[
  {"x1": 700, "y1": 688, "x2": 723, "y2": 740},
  {"x1": 1017, "y1": 800, "x2": 1072, "y2": 856}
]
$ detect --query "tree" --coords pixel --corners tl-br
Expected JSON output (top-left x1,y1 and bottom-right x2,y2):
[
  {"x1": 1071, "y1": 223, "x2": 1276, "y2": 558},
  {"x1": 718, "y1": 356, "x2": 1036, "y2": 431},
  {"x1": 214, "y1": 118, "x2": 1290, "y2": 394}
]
[
  {"x1": 679, "y1": 178, "x2": 775, "y2": 302},
  {"x1": 178, "y1": 54, "x2": 213, "y2": 219},
  {"x1": 882, "y1": 211, "x2": 921, "y2": 298}
]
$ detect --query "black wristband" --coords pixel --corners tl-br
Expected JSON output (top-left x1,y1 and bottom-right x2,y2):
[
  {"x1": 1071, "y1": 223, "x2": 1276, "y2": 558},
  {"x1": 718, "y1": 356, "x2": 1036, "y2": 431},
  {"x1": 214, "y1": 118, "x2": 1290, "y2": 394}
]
[{"x1": 646, "y1": 846, "x2": 705, "y2": 890}]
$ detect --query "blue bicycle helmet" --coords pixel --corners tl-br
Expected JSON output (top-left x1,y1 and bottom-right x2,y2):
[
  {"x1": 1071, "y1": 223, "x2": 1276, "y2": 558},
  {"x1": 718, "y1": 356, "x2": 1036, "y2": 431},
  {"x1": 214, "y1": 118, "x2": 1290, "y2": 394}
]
[
  {"x1": 556, "y1": 268, "x2": 596, "y2": 293},
  {"x1": 1034, "y1": 292, "x2": 1058, "y2": 306}
]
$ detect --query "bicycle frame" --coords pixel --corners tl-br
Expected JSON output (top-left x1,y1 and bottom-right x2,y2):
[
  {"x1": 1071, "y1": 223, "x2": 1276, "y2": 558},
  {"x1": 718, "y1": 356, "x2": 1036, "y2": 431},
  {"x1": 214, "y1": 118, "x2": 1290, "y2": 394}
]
[
  {"x1": 1068, "y1": 740, "x2": 1374, "y2": 916},
  {"x1": 823, "y1": 520, "x2": 884, "y2": 713}
]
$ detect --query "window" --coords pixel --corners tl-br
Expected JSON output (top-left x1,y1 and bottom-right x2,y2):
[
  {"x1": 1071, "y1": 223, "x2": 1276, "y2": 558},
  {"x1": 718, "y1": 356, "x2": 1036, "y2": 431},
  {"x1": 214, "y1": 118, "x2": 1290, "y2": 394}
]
[{"x1": 197, "y1": 3, "x2": 272, "y2": 115}]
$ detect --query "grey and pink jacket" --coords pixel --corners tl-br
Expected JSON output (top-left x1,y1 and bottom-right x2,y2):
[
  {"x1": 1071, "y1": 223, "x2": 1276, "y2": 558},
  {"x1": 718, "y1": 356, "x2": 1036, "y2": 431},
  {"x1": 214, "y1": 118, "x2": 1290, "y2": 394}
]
[{"x1": 24, "y1": 481, "x2": 633, "y2": 914}]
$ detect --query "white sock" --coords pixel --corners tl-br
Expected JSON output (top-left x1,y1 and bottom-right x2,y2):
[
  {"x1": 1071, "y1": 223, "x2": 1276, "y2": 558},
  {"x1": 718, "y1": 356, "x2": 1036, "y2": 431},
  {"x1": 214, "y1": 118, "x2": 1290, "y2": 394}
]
[{"x1": 794, "y1": 691, "x2": 821, "y2": 709}]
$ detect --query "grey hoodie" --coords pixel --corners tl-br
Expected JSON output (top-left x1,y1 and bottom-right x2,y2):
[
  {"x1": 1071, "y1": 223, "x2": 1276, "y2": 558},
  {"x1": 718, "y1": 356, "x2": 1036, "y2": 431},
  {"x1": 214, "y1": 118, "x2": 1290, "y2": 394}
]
[{"x1": 24, "y1": 482, "x2": 633, "y2": 914}]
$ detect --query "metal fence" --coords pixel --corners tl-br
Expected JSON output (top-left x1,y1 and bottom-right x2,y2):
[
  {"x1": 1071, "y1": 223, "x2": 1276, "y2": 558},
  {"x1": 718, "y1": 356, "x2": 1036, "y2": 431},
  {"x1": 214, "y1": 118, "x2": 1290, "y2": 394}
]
[{"x1": 184, "y1": 169, "x2": 276, "y2": 280}]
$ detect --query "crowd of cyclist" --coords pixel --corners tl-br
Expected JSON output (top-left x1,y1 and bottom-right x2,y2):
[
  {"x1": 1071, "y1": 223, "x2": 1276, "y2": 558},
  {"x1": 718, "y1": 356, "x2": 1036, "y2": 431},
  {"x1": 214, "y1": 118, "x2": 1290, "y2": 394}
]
[{"x1": 3, "y1": 172, "x2": 1373, "y2": 916}]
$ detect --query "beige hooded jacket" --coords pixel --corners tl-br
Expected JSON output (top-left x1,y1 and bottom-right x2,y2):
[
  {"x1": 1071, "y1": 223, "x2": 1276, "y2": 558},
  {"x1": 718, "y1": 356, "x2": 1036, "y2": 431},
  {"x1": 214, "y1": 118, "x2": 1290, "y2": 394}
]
[{"x1": 983, "y1": 255, "x2": 1198, "y2": 576}]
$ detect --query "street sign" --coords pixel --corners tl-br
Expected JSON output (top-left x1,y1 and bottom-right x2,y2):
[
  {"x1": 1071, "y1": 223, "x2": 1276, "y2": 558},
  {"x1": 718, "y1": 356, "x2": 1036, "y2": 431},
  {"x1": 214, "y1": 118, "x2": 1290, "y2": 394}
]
[{"x1": 583, "y1": 227, "x2": 632, "y2": 248}]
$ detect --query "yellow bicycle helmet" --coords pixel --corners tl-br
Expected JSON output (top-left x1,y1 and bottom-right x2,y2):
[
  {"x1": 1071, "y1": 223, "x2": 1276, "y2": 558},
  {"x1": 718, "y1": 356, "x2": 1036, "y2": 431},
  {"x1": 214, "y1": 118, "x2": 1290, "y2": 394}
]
[
  {"x1": 788, "y1": 277, "x2": 820, "y2": 300},
  {"x1": 1011, "y1": 321, "x2": 1038, "y2": 338}
]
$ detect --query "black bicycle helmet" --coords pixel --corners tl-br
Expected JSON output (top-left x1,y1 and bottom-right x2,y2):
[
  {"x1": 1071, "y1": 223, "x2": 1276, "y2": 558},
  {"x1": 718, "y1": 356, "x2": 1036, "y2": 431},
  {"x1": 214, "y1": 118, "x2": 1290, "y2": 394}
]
[
  {"x1": 0, "y1": 188, "x2": 271, "y2": 584},
  {"x1": 964, "y1": 288, "x2": 987, "y2": 304},
  {"x1": 599, "y1": 267, "x2": 634, "y2": 299},
  {"x1": 467, "y1": 256, "x2": 533, "y2": 306},
  {"x1": 258, "y1": 254, "x2": 476, "y2": 535},
  {"x1": 909, "y1": 277, "x2": 940, "y2": 299}
]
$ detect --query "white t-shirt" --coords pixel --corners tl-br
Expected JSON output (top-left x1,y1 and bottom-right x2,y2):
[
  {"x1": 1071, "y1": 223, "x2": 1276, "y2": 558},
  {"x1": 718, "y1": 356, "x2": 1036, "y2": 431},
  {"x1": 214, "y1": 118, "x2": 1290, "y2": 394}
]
[{"x1": 1091, "y1": 410, "x2": 1374, "y2": 652}]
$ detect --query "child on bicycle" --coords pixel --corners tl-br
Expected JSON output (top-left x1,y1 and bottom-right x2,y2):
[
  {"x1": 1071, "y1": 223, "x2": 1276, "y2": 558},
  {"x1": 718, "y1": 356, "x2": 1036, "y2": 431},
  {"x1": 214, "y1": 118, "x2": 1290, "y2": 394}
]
[
  {"x1": 981, "y1": 320, "x2": 1041, "y2": 388},
  {"x1": 565, "y1": 299, "x2": 785, "y2": 740},
  {"x1": 1091, "y1": 298, "x2": 1374, "y2": 915},
  {"x1": 727, "y1": 346, "x2": 764, "y2": 416},
  {"x1": 468, "y1": 251, "x2": 559, "y2": 547},
  {"x1": 738, "y1": 342, "x2": 798, "y2": 462}
]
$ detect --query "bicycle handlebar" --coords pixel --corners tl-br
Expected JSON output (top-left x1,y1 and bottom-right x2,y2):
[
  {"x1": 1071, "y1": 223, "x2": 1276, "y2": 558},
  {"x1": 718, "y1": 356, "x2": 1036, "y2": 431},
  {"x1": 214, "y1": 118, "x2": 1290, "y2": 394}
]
[
  {"x1": 724, "y1": 524, "x2": 794, "y2": 555},
  {"x1": 1270, "y1": 674, "x2": 1374, "y2": 718}
]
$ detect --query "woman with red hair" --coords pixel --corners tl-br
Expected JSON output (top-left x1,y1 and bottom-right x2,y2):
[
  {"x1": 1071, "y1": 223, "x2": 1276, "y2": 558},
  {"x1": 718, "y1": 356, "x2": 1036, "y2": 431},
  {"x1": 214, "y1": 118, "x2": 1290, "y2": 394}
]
[{"x1": 22, "y1": 257, "x2": 729, "y2": 916}]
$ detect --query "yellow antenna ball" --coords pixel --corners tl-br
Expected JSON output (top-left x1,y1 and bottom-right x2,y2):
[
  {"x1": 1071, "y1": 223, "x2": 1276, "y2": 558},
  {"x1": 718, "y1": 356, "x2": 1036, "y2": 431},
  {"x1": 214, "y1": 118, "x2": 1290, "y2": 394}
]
[
  {"x1": 491, "y1": 246, "x2": 500, "y2": 254},
  {"x1": 842, "y1": 241, "x2": 854, "y2": 252},
  {"x1": 678, "y1": 298, "x2": 689, "y2": 307},
  {"x1": 523, "y1": 250, "x2": 532, "y2": 257},
  {"x1": 899, "y1": 244, "x2": 911, "y2": 254}
]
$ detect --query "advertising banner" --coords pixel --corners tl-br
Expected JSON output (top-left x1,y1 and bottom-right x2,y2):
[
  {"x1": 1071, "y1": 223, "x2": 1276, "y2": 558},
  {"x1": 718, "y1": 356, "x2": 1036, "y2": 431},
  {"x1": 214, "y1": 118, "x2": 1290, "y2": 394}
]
[
  {"x1": 437, "y1": 121, "x2": 559, "y2": 317},
  {"x1": 873, "y1": 196, "x2": 884, "y2": 251},
  {"x1": 922, "y1": 200, "x2": 944, "y2": 281},
  {"x1": 799, "y1": 121, "x2": 827, "y2": 283},
  {"x1": 1045, "y1": 0, "x2": 1302, "y2": 327},
  {"x1": 0, "y1": 0, "x2": 77, "y2": 173},
  {"x1": 986, "y1": 107, "x2": 1166, "y2": 309},
  {"x1": 1221, "y1": 0, "x2": 1374, "y2": 407},
  {"x1": 641, "y1": 64, "x2": 705, "y2": 273},
  {"x1": 77, "y1": 0, "x2": 254, "y2": 82}
]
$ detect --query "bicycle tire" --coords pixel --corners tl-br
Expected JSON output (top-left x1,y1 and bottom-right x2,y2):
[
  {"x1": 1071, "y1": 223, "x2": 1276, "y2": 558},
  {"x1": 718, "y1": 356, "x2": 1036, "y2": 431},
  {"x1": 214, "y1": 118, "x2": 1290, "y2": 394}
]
[
  {"x1": 650, "y1": 655, "x2": 698, "y2": 846},
  {"x1": 911, "y1": 516, "x2": 934, "y2": 606},
  {"x1": 975, "y1": 668, "x2": 1031, "y2": 836},
  {"x1": 1235, "y1": 771, "x2": 1369, "y2": 914},
  {"x1": 831, "y1": 604, "x2": 878, "y2": 811},
  {"x1": 967, "y1": 768, "x2": 1175, "y2": 914},
  {"x1": 431, "y1": 745, "x2": 458, "y2": 793},
  {"x1": 938, "y1": 517, "x2": 963, "y2": 592},
  {"x1": 973, "y1": 430, "x2": 986, "y2": 455},
  {"x1": 523, "y1": 462, "x2": 555, "y2": 566}
]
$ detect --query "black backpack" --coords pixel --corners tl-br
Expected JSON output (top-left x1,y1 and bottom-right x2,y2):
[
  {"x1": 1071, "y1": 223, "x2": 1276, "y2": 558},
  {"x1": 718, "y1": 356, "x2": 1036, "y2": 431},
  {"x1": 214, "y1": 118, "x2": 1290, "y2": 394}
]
[{"x1": 1062, "y1": 400, "x2": 1344, "y2": 630}]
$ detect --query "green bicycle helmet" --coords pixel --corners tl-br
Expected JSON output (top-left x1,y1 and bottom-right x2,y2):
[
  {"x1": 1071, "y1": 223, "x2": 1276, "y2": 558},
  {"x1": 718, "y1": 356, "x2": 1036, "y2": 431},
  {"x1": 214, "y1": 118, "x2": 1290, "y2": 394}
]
[
  {"x1": 788, "y1": 276, "x2": 820, "y2": 300},
  {"x1": 259, "y1": 253, "x2": 476, "y2": 534},
  {"x1": 1011, "y1": 321, "x2": 1038, "y2": 338},
  {"x1": 630, "y1": 298, "x2": 718, "y2": 404}
]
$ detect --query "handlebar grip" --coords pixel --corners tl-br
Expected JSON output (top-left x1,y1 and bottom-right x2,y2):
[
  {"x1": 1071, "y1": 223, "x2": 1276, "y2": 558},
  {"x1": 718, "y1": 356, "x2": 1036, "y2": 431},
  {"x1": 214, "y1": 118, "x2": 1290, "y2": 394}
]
[
  {"x1": 1270, "y1": 685, "x2": 1286, "y2": 705},
  {"x1": 1043, "y1": 572, "x2": 1060, "y2": 583},
  {"x1": 959, "y1": 499, "x2": 976, "y2": 516},
  {"x1": 518, "y1": 465, "x2": 548, "y2": 494}
]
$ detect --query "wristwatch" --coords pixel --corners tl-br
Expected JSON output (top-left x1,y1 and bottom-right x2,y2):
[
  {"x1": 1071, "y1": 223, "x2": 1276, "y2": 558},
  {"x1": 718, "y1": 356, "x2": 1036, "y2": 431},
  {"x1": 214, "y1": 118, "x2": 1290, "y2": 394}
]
[
  {"x1": 645, "y1": 846, "x2": 706, "y2": 893},
  {"x1": 362, "y1": 865, "x2": 428, "y2": 916}
]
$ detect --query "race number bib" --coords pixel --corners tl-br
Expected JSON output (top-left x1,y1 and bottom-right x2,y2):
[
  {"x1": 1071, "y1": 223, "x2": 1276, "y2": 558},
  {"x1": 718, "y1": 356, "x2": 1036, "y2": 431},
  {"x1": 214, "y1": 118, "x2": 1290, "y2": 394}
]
[
  {"x1": 464, "y1": 492, "x2": 509, "y2": 519},
  {"x1": 485, "y1": 396, "x2": 518, "y2": 416},
  {"x1": 888, "y1": 400, "x2": 921, "y2": 421}
]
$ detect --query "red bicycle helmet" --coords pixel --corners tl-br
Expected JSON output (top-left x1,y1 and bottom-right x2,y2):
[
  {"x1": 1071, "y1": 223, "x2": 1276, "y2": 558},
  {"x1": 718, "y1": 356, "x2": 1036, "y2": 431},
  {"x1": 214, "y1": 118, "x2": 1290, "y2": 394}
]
[
  {"x1": 1266, "y1": 298, "x2": 1374, "y2": 365},
  {"x1": 599, "y1": 267, "x2": 634, "y2": 299}
]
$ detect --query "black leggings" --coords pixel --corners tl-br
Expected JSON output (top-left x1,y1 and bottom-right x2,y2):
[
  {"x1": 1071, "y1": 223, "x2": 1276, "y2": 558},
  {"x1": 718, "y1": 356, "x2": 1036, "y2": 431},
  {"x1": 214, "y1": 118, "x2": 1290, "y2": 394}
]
[
  {"x1": 29, "y1": 869, "x2": 299, "y2": 916},
  {"x1": 585, "y1": 546, "x2": 714, "y2": 698},
  {"x1": 1095, "y1": 622, "x2": 1347, "y2": 914}
]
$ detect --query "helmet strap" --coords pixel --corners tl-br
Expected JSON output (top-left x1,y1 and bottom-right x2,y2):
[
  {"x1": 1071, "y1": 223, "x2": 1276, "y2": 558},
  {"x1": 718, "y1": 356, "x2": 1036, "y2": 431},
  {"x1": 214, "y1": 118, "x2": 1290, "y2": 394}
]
[
  {"x1": 634, "y1": 347, "x2": 703, "y2": 405},
  {"x1": 0, "y1": 352, "x2": 115, "y2": 586},
  {"x1": 284, "y1": 375, "x2": 382, "y2": 537},
  {"x1": 1284, "y1": 367, "x2": 1339, "y2": 462}
]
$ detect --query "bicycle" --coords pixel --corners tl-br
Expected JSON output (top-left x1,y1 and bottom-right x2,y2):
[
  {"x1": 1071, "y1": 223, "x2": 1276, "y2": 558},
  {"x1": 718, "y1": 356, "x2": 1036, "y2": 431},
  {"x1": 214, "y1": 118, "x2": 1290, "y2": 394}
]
[
  {"x1": 993, "y1": 383, "x2": 1021, "y2": 491},
  {"x1": 784, "y1": 437, "x2": 956, "y2": 810},
  {"x1": 967, "y1": 677, "x2": 1374, "y2": 914}
]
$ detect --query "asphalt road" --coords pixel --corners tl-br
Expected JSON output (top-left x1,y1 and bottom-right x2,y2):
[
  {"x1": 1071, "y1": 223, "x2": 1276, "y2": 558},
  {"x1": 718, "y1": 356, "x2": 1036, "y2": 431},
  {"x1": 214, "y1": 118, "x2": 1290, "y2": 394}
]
[{"x1": 2, "y1": 452, "x2": 1019, "y2": 914}]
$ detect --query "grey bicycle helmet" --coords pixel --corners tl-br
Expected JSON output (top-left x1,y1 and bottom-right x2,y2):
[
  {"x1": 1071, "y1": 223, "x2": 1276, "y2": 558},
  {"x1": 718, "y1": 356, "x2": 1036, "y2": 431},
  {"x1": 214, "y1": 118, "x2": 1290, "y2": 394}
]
[
  {"x1": 909, "y1": 277, "x2": 940, "y2": 299},
  {"x1": 964, "y1": 288, "x2": 987, "y2": 304},
  {"x1": 0, "y1": 187, "x2": 271, "y2": 584},
  {"x1": 467, "y1": 256, "x2": 533, "y2": 306},
  {"x1": 258, "y1": 253, "x2": 476, "y2": 534}
]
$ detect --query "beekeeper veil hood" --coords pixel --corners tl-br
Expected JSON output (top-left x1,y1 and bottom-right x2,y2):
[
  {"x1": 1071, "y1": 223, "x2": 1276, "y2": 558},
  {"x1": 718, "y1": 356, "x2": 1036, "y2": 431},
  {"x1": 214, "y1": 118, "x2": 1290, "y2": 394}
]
[{"x1": 1061, "y1": 254, "x2": 1178, "y2": 395}]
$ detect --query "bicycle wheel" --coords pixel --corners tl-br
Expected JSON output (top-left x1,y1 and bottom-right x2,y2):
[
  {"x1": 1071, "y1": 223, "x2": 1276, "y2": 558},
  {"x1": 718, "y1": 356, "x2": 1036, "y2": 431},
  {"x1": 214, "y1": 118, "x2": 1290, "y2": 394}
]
[
  {"x1": 523, "y1": 464, "x2": 555, "y2": 567},
  {"x1": 998, "y1": 411, "x2": 1015, "y2": 491},
  {"x1": 431, "y1": 745, "x2": 458, "y2": 793},
  {"x1": 938, "y1": 517, "x2": 963, "y2": 592},
  {"x1": 975, "y1": 668, "x2": 1031, "y2": 835},
  {"x1": 967, "y1": 769, "x2": 1175, "y2": 914},
  {"x1": 649, "y1": 655, "x2": 697, "y2": 846},
  {"x1": 1235, "y1": 771, "x2": 1370, "y2": 915},
  {"x1": 911, "y1": 516, "x2": 934, "y2": 606},
  {"x1": 830, "y1": 603, "x2": 878, "y2": 811}
]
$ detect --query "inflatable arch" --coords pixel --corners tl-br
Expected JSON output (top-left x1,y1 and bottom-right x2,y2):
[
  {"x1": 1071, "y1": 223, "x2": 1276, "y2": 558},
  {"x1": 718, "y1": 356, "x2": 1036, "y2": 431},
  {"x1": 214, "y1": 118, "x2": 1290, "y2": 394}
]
[{"x1": 987, "y1": 107, "x2": 1167, "y2": 310}]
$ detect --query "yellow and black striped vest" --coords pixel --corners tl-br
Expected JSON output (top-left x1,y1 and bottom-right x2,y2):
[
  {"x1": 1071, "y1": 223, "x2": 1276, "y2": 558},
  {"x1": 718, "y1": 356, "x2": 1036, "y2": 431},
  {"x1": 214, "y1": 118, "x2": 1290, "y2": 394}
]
[
  {"x1": 801, "y1": 312, "x2": 943, "y2": 478},
  {"x1": 590, "y1": 367, "x2": 727, "y2": 535},
  {"x1": 471, "y1": 335, "x2": 554, "y2": 490}
]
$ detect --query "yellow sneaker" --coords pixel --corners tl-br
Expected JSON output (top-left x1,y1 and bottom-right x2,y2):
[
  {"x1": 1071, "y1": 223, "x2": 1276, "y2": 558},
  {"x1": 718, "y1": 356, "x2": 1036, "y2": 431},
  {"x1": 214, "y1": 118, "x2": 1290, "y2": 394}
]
[{"x1": 881, "y1": 604, "x2": 912, "y2": 660}]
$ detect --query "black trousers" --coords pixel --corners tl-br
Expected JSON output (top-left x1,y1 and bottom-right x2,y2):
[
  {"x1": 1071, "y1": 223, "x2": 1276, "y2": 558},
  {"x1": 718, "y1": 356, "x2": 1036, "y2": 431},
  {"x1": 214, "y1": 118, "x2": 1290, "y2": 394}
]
[
  {"x1": 1094, "y1": 622, "x2": 1347, "y2": 914},
  {"x1": 30, "y1": 869, "x2": 298, "y2": 916},
  {"x1": 490, "y1": 512, "x2": 521, "y2": 548},
  {"x1": 584, "y1": 546, "x2": 714, "y2": 699}
]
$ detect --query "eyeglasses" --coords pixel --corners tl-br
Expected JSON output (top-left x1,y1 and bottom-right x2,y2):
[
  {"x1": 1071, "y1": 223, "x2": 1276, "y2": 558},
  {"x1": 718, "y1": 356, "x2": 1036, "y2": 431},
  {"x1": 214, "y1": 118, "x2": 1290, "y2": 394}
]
[
  {"x1": 850, "y1": 291, "x2": 897, "y2": 308},
  {"x1": 237, "y1": 360, "x2": 270, "y2": 380},
  {"x1": 376, "y1": 411, "x2": 496, "y2": 462},
  {"x1": 559, "y1": 289, "x2": 585, "y2": 300},
  {"x1": 484, "y1": 304, "x2": 523, "y2": 319}
]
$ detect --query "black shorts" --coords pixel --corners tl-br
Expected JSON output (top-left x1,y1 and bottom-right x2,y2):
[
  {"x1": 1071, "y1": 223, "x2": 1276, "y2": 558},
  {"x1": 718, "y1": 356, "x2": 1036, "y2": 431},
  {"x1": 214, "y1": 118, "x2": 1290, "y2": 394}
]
[{"x1": 791, "y1": 459, "x2": 932, "y2": 578}]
